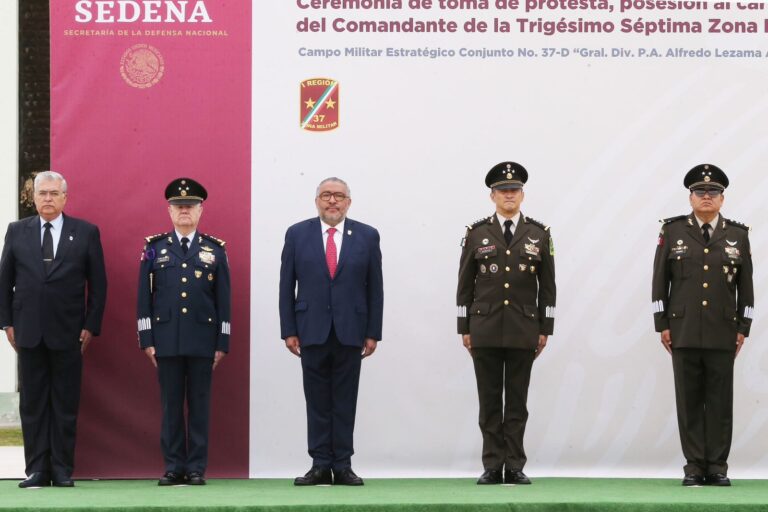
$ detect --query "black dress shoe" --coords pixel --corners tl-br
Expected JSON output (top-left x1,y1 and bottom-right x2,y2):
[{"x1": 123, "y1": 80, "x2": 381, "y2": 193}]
[
  {"x1": 706, "y1": 473, "x2": 731, "y2": 486},
  {"x1": 187, "y1": 472, "x2": 206, "y2": 485},
  {"x1": 18, "y1": 472, "x2": 51, "y2": 489},
  {"x1": 477, "y1": 469, "x2": 503, "y2": 485},
  {"x1": 52, "y1": 476, "x2": 75, "y2": 487},
  {"x1": 504, "y1": 470, "x2": 531, "y2": 484},
  {"x1": 158, "y1": 471, "x2": 186, "y2": 486},
  {"x1": 333, "y1": 468, "x2": 364, "y2": 486},
  {"x1": 682, "y1": 474, "x2": 705, "y2": 486},
  {"x1": 294, "y1": 467, "x2": 332, "y2": 486}
]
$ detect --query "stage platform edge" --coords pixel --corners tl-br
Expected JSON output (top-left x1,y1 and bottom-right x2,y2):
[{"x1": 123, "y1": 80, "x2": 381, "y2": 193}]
[{"x1": 1, "y1": 478, "x2": 767, "y2": 511}]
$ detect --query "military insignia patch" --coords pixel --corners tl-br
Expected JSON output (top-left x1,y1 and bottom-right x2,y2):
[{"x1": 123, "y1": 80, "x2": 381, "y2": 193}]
[
  {"x1": 480, "y1": 264, "x2": 487, "y2": 274},
  {"x1": 724, "y1": 247, "x2": 740, "y2": 259},
  {"x1": 208, "y1": 273, "x2": 214, "y2": 281},
  {"x1": 524, "y1": 243, "x2": 540, "y2": 256},
  {"x1": 549, "y1": 237, "x2": 555, "y2": 256},
  {"x1": 519, "y1": 264, "x2": 527, "y2": 271},
  {"x1": 300, "y1": 78, "x2": 339, "y2": 132},
  {"x1": 490, "y1": 264, "x2": 499, "y2": 273},
  {"x1": 201, "y1": 246, "x2": 214, "y2": 252},
  {"x1": 199, "y1": 251, "x2": 216, "y2": 265},
  {"x1": 726, "y1": 240, "x2": 737, "y2": 247},
  {"x1": 477, "y1": 246, "x2": 496, "y2": 256},
  {"x1": 195, "y1": 270, "x2": 203, "y2": 279}
]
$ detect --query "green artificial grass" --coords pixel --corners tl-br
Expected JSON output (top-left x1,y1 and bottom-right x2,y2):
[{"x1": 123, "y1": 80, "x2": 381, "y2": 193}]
[
  {"x1": 1, "y1": 478, "x2": 767, "y2": 511},
  {"x1": 0, "y1": 428, "x2": 22, "y2": 446}
]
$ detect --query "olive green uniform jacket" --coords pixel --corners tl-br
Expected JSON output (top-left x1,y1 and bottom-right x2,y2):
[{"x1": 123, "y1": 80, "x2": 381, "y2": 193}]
[
  {"x1": 652, "y1": 213, "x2": 754, "y2": 349},
  {"x1": 457, "y1": 214, "x2": 556, "y2": 349}
]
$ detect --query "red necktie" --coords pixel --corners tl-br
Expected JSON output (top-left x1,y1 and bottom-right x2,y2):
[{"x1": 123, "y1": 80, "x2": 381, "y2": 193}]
[{"x1": 326, "y1": 227, "x2": 338, "y2": 278}]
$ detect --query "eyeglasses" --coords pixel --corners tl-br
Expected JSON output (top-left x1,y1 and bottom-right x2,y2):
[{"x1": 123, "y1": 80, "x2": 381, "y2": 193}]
[
  {"x1": 691, "y1": 188, "x2": 722, "y2": 198},
  {"x1": 318, "y1": 192, "x2": 348, "y2": 202}
]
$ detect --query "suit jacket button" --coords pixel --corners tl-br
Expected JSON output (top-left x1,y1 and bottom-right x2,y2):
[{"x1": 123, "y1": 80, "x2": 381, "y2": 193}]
[
  {"x1": 506, "y1": 250, "x2": 511, "y2": 255},
  {"x1": 702, "y1": 283, "x2": 708, "y2": 289},
  {"x1": 182, "y1": 307, "x2": 188, "y2": 314},
  {"x1": 702, "y1": 301, "x2": 708, "y2": 307},
  {"x1": 209, "y1": 318, "x2": 213, "y2": 322},
  {"x1": 182, "y1": 277, "x2": 188, "y2": 283},
  {"x1": 181, "y1": 292, "x2": 187, "y2": 298},
  {"x1": 504, "y1": 300, "x2": 509, "y2": 306},
  {"x1": 504, "y1": 283, "x2": 510, "y2": 289},
  {"x1": 182, "y1": 263, "x2": 188, "y2": 268},
  {"x1": 703, "y1": 265, "x2": 709, "y2": 271},
  {"x1": 505, "y1": 266, "x2": 510, "y2": 272},
  {"x1": 704, "y1": 248, "x2": 710, "y2": 254}
]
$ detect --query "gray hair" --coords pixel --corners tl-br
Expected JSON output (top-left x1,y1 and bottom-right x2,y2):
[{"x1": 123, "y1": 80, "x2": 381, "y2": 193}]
[
  {"x1": 316, "y1": 177, "x2": 351, "y2": 198},
  {"x1": 34, "y1": 171, "x2": 68, "y2": 194}
]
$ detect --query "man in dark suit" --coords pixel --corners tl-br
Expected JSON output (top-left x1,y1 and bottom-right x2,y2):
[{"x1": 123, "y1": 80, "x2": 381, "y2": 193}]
[
  {"x1": 652, "y1": 164, "x2": 754, "y2": 487},
  {"x1": 137, "y1": 178, "x2": 231, "y2": 486},
  {"x1": 0, "y1": 170, "x2": 107, "y2": 489},
  {"x1": 279, "y1": 177, "x2": 383, "y2": 486},
  {"x1": 457, "y1": 162, "x2": 556, "y2": 485}
]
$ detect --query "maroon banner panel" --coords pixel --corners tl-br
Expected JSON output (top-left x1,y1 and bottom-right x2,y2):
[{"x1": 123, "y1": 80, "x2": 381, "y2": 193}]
[{"x1": 49, "y1": 1, "x2": 251, "y2": 478}]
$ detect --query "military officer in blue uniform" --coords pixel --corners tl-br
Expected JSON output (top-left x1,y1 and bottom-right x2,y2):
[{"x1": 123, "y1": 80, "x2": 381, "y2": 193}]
[
  {"x1": 137, "y1": 178, "x2": 231, "y2": 486},
  {"x1": 652, "y1": 164, "x2": 754, "y2": 487}
]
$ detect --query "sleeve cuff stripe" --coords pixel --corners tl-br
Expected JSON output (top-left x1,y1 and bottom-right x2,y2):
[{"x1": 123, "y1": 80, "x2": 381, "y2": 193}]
[
  {"x1": 652, "y1": 300, "x2": 665, "y2": 314},
  {"x1": 137, "y1": 317, "x2": 152, "y2": 332}
]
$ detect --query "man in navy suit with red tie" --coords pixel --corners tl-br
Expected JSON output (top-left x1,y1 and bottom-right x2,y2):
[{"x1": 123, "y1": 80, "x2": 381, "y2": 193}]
[{"x1": 279, "y1": 177, "x2": 383, "y2": 486}]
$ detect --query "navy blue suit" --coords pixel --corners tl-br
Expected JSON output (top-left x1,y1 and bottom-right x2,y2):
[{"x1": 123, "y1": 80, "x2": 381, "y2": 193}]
[
  {"x1": 137, "y1": 231, "x2": 231, "y2": 475},
  {"x1": 279, "y1": 217, "x2": 383, "y2": 470},
  {"x1": 0, "y1": 214, "x2": 107, "y2": 479}
]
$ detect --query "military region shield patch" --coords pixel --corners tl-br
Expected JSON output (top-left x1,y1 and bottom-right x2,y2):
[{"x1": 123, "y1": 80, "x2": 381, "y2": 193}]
[{"x1": 300, "y1": 78, "x2": 339, "y2": 132}]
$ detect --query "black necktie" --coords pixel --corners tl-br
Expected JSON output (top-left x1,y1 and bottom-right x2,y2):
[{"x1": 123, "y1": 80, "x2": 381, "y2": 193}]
[
  {"x1": 702, "y1": 223, "x2": 711, "y2": 243},
  {"x1": 504, "y1": 220, "x2": 513, "y2": 246},
  {"x1": 42, "y1": 222, "x2": 54, "y2": 270},
  {"x1": 181, "y1": 237, "x2": 189, "y2": 254}
]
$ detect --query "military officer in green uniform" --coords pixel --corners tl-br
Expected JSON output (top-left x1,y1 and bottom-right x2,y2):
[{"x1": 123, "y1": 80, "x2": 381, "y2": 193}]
[
  {"x1": 652, "y1": 164, "x2": 754, "y2": 487},
  {"x1": 457, "y1": 162, "x2": 556, "y2": 485}
]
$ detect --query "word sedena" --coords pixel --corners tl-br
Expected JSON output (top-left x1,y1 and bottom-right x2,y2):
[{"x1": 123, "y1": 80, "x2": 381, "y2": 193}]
[{"x1": 74, "y1": 1, "x2": 213, "y2": 23}]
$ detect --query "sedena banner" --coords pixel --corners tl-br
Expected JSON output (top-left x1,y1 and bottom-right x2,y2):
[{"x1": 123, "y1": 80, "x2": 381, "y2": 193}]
[{"x1": 50, "y1": 1, "x2": 251, "y2": 478}]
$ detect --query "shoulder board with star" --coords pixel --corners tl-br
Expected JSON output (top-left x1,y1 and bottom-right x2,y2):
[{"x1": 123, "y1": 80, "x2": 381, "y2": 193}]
[
  {"x1": 461, "y1": 216, "x2": 492, "y2": 247},
  {"x1": 144, "y1": 232, "x2": 171, "y2": 244},
  {"x1": 200, "y1": 233, "x2": 226, "y2": 247},
  {"x1": 466, "y1": 216, "x2": 493, "y2": 231},
  {"x1": 659, "y1": 215, "x2": 687, "y2": 225},
  {"x1": 524, "y1": 216, "x2": 550, "y2": 232},
  {"x1": 725, "y1": 218, "x2": 751, "y2": 232}
]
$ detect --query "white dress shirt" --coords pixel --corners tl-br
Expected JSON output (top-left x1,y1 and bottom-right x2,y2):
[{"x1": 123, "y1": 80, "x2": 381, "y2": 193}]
[
  {"x1": 694, "y1": 214, "x2": 718, "y2": 239},
  {"x1": 320, "y1": 219, "x2": 345, "y2": 263},
  {"x1": 175, "y1": 230, "x2": 197, "y2": 248},
  {"x1": 496, "y1": 211, "x2": 521, "y2": 237},
  {"x1": 40, "y1": 214, "x2": 64, "y2": 258}
]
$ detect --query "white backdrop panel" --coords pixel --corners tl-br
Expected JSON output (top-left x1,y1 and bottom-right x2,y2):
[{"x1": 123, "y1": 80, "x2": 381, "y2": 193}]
[{"x1": 251, "y1": 1, "x2": 768, "y2": 477}]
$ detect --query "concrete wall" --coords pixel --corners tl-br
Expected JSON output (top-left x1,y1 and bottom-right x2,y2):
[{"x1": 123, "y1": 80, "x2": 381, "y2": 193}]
[{"x1": 0, "y1": 2, "x2": 19, "y2": 393}]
